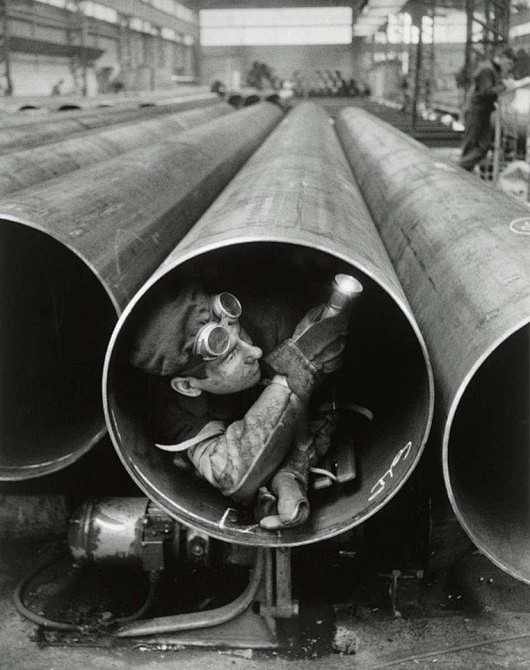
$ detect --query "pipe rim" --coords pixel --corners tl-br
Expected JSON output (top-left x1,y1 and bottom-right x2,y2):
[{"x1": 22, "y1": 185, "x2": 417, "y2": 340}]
[
  {"x1": 442, "y1": 315, "x2": 530, "y2": 584},
  {"x1": 0, "y1": 212, "x2": 119, "y2": 481},
  {"x1": 103, "y1": 235, "x2": 434, "y2": 547}
]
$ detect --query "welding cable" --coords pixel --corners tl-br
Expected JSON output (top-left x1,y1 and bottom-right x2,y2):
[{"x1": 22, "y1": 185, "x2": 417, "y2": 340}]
[
  {"x1": 115, "y1": 548, "x2": 264, "y2": 637},
  {"x1": 13, "y1": 544, "x2": 160, "y2": 632},
  {"x1": 113, "y1": 571, "x2": 160, "y2": 625},
  {"x1": 368, "y1": 631, "x2": 530, "y2": 669},
  {"x1": 12, "y1": 543, "x2": 85, "y2": 632}
]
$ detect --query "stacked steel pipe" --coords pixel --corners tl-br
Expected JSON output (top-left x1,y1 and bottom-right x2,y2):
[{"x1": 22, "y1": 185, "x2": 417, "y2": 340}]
[
  {"x1": 103, "y1": 102, "x2": 434, "y2": 547},
  {"x1": 335, "y1": 107, "x2": 530, "y2": 583},
  {"x1": 0, "y1": 103, "x2": 233, "y2": 197},
  {"x1": 0, "y1": 92, "x2": 219, "y2": 154},
  {"x1": 0, "y1": 102, "x2": 283, "y2": 480}
]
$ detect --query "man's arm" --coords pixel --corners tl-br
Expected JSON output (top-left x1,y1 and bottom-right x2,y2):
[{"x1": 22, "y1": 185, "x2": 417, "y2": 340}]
[
  {"x1": 188, "y1": 376, "x2": 305, "y2": 503},
  {"x1": 188, "y1": 310, "x2": 349, "y2": 505}
]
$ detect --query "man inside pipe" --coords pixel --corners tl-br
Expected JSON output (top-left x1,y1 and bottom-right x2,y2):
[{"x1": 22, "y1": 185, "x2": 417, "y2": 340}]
[
  {"x1": 459, "y1": 46, "x2": 516, "y2": 173},
  {"x1": 130, "y1": 283, "x2": 348, "y2": 530}
]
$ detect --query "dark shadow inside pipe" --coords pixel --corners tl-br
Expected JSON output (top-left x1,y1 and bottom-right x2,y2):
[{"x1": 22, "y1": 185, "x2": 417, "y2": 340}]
[
  {"x1": 448, "y1": 324, "x2": 530, "y2": 580},
  {"x1": 265, "y1": 94, "x2": 281, "y2": 106},
  {"x1": 228, "y1": 94, "x2": 243, "y2": 109},
  {"x1": 244, "y1": 94, "x2": 262, "y2": 107},
  {"x1": 107, "y1": 243, "x2": 431, "y2": 546},
  {"x1": 58, "y1": 105, "x2": 82, "y2": 111},
  {"x1": 0, "y1": 220, "x2": 117, "y2": 480}
]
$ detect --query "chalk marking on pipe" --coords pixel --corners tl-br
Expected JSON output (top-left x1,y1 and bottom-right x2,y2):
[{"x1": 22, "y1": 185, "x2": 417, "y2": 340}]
[
  {"x1": 219, "y1": 507, "x2": 237, "y2": 528},
  {"x1": 239, "y1": 524, "x2": 260, "y2": 533},
  {"x1": 433, "y1": 161, "x2": 457, "y2": 172},
  {"x1": 509, "y1": 217, "x2": 530, "y2": 235},
  {"x1": 368, "y1": 441, "x2": 412, "y2": 502},
  {"x1": 114, "y1": 229, "x2": 148, "y2": 276}
]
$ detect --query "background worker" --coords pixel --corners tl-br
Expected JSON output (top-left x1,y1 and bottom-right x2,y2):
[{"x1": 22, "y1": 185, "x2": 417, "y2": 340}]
[
  {"x1": 459, "y1": 46, "x2": 515, "y2": 172},
  {"x1": 129, "y1": 282, "x2": 352, "y2": 531}
]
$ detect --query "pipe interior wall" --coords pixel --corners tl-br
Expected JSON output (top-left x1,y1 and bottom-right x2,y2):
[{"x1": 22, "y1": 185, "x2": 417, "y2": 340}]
[
  {"x1": 335, "y1": 107, "x2": 530, "y2": 583},
  {"x1": 0, "y1": 93, "x2": 219, "y2": 155},
  {"x1": 0, "y1": 102, "x2": 284, "y2": 481},
  {"x1": 0, "y1": 103, "x2": 234, "y2": 198},
  {"x1": 103, "y1": 101, "x2": 433, "y2": 548}
]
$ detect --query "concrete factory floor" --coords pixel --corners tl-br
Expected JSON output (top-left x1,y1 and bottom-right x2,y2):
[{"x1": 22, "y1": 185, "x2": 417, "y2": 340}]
[{"x1": 2, "y1": 536, "x2": 530, "y2": 670}]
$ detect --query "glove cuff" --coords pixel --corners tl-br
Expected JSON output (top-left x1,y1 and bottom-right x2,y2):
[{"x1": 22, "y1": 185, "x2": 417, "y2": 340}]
[
  {"x1": 264, "y1": 339, "x2": 317, "y2": 400},
  {"x1": 275, "y1": 448, "x2": 310, "y2": 489}
]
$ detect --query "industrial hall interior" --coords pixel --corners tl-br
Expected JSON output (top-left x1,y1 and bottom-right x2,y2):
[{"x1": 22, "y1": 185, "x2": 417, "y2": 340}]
[{"x1": 0, "y1": 0, "x2": 529, "y2": 669}]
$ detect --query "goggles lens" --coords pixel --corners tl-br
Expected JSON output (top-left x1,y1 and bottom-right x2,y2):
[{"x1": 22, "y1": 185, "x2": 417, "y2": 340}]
[
  {"x1": 192, "y1": 293, "x2": 242, "y2": 362},
  {"x1": 212, "y1": 292, "x2": 242, "y2": 323},
  {"x1": 195, "y1": 323, "x2": 231, "y2": 360}
]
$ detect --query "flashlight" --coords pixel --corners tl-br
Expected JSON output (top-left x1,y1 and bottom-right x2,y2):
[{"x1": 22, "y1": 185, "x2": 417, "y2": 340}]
[{"x1": 321, "y1": 274, "x2": 363, "y2": 319}]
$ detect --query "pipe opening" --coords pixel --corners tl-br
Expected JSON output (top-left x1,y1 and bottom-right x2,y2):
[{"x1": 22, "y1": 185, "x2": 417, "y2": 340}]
[
  {"x1": 447, "y1": 323, "x2": 530, "y2": 581},
  {"x1": 58, "y1": 105, "x2": 82, "y2": 111},
  {"x1": 106, "y1": 242, "x2": 431, "y2": 546},
  {"x1": 0, "y1": 220, "x2": 116, "y2": 480},
  {"x1": 244, "y1": 94, "x2": 261, "y2": 107},
  {"x1": 227, "y1": 94, "x2": 243, "y2": 109},
  {"x1": 265, "y1": 93, "x2": 281, "y2": 107}
]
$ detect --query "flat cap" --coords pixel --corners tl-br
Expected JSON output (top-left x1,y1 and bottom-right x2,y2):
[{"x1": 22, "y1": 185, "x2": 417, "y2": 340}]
[{"x1": 129, "y1": 284, "x2": 212, "y2": 377}]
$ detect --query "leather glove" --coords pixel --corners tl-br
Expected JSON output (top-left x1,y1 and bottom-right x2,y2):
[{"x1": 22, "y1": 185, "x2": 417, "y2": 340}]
[
  {"x1": 263, "y1": 306, "x2": 349, "y2": 400},
  {"x1": 258, "y1": 450, "x2": 311, "y2": 530},
  {"x1": 307, "y1": 410, "x2": 340, "y2": 460}
]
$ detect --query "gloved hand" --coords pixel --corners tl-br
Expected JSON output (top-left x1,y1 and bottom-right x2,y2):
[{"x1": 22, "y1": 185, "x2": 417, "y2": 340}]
[
  {"x1": 259, "y1": 472, "x2": 309, "y2": 530},
  {"x1": 258, "y1": 449, "x2": 311, "y2": 530},
  {"x1": 263, "y1": 305, "x2": 349, "y2": 400}
]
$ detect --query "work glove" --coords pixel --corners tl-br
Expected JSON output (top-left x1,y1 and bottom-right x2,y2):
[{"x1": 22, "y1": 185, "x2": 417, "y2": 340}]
[
  {"x1": 258, "y1": 450, "x2": 311, "y2": 530},
  {"x1": 263, "y1": 305, "x2": 349, "y2": 400},
  {"x1": 307, "y1": 409, "x2": 340, "y2": 460}
]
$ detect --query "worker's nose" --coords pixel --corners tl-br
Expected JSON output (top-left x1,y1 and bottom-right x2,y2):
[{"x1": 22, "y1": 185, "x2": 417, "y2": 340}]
[{"x1": 242, "y1": 340, "x2": 262, "y2": 362}]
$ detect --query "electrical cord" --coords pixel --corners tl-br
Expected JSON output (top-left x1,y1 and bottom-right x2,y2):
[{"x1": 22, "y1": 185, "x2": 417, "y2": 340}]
[
  {"x1": 12, "y1": 543, "x2": 85, "y2": 633},
  {"x1": 368, "y1": 631, "x2": 530, "y2": 669},
  {"x1": 13, "y1": 543, "x2": 160, "y2": 633},
  {"x1": 113, "y1": 571, "x2": 160, "y2": 625}
]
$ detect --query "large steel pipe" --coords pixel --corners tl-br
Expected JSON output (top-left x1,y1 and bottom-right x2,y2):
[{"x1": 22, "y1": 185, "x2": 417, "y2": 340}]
[
  {"x1": 335, "y1": 107, "x2": 530, "y2": 582},
  {"x1": 0, "y1": 86, "x2": 211, "y2": 116},
  {"x1": 0, "y1": 93, "x2": 219, "y2": 155},
  {"x1": 0, "y1": 103, "x2": 233, "y2": 198},
  {"x1": 103, "y1": 102, "x2": 433, "y2": 547},
  {"x1": 0, "y1": 103, "x2": 283, "y2": 481}
]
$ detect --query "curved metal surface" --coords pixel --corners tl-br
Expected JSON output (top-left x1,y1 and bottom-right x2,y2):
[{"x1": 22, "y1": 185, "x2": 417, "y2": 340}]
[
  {"x1": 0, "y1": 93, "x2": 219, "y2": 155},
  {"x1": 0, "y1": 103, "x2": 233, "y2": 198},
  {"x1": 0, "y1": 103, "x2": 284, "y2": 481},
  {"x1": 68, "y1": 497, "x2": 148, "y2": 565},
  {"x1": 0, "y1": 86, "x2": 211, "y2": 116},
  {"x1": 335, "y1": 107, "x2": 530, "y2": 582},
  {"x1": 104, "y1": 102, "x2": 433, "y2": 548}
]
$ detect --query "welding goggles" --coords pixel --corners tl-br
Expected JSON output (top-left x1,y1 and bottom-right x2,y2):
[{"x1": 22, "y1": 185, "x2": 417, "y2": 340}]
[{"x1": 193, "y1": 292, "x2": 242, "y2": 361}]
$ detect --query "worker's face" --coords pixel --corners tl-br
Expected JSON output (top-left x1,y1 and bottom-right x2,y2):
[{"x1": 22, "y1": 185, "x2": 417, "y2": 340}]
[{"x1": 188, "y1": 323, "x2": 263, "y2": 395}]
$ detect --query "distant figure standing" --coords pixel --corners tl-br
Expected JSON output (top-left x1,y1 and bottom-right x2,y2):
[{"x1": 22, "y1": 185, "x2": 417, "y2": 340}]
[
  {"x1": 400, "y1": 75, "x2": 411, "y2": 113},
  {"x1": 459, "y1": 47, "x2": 515, "y2": 172},
  {"x1": 50, "y1": 79, "x2": 64, "y2": 97}
]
